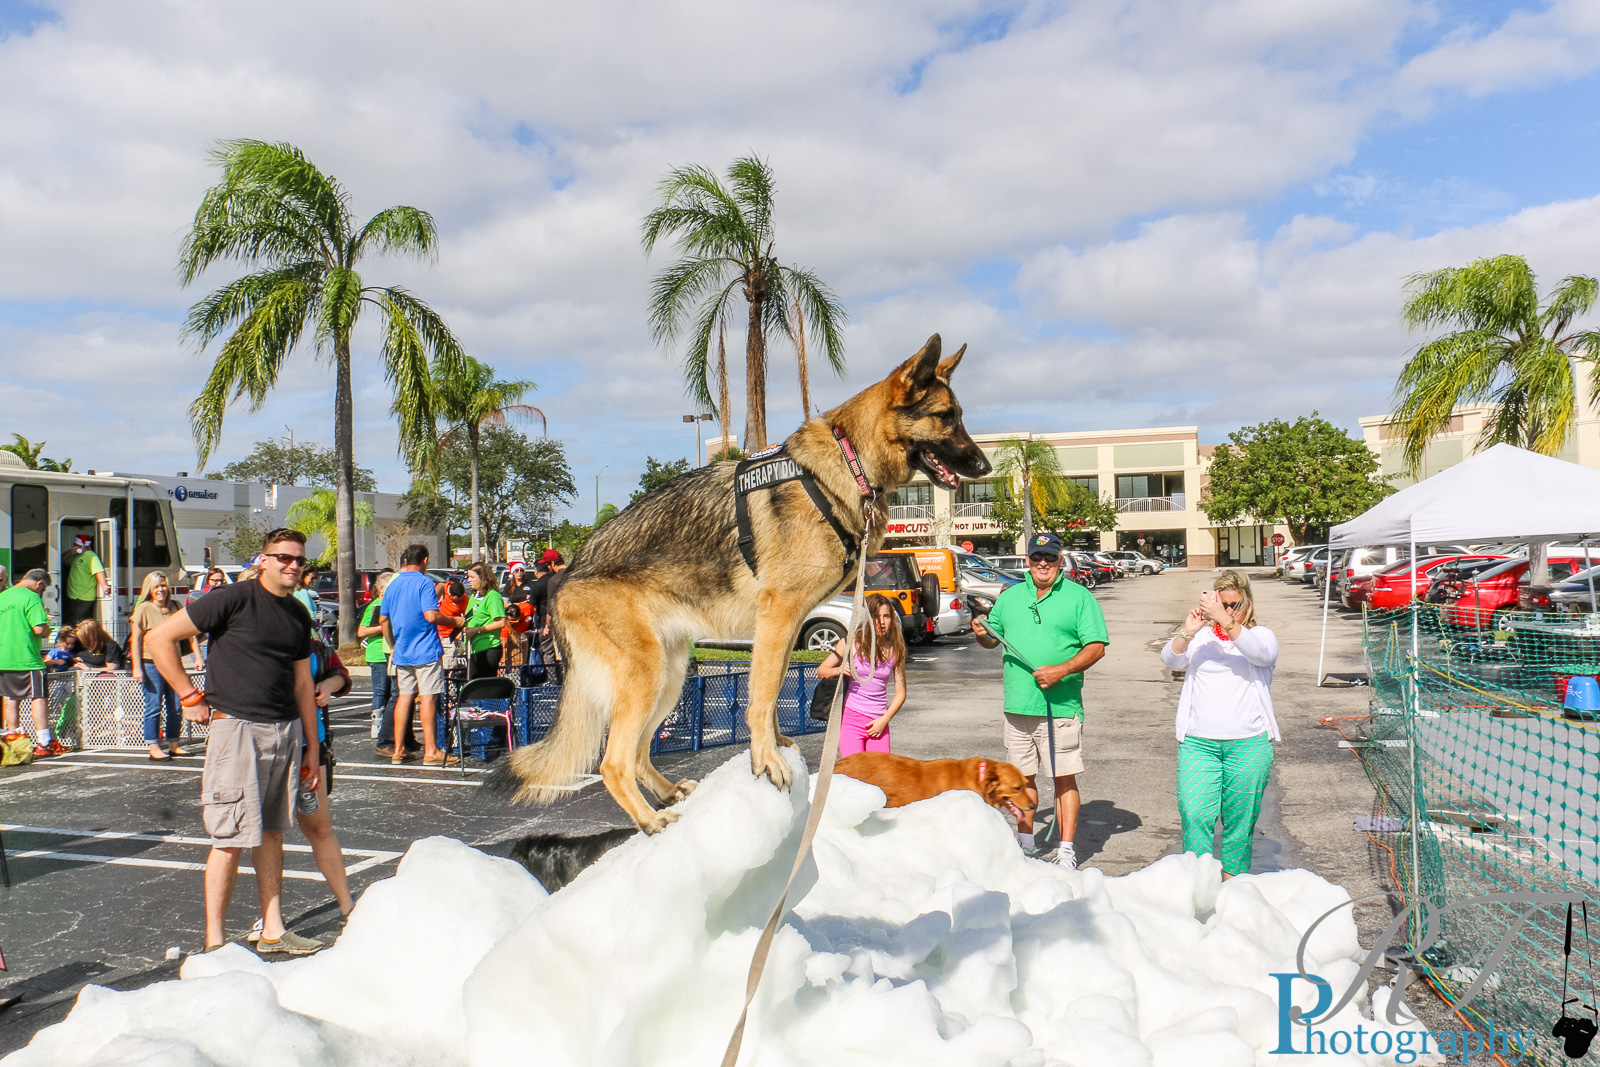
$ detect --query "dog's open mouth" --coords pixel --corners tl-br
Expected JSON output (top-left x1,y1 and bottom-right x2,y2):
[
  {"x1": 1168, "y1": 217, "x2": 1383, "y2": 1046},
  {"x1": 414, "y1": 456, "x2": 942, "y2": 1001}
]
[
  {"x1": 918, "y1": 450, "x2": 962, "y2": 491},
  {"x1": 1003, "y1": 800, "x2": 1025, "y2": 821}
]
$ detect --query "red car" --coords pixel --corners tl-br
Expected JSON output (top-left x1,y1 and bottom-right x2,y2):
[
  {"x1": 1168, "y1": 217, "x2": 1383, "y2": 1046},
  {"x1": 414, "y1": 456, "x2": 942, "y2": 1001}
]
[
  {"x1": 1346, "y1": 555, "x2": 1506, "y2": 611},
  {"x1": 1440, "y1": 557, "x2": 1591, "y2": 628}
]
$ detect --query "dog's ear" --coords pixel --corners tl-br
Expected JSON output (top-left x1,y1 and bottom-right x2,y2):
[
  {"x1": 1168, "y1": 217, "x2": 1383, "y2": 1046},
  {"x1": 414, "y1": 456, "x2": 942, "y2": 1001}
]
[
  {"x1": 893, "y1": 334, "x2": 943, "y2": 399},
  {"x1": 935, "y1": 343, "x2": 966, "y2": 383}
]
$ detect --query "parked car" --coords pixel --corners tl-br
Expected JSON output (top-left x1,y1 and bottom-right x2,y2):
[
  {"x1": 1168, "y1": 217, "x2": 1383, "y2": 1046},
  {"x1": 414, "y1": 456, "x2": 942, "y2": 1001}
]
[
  {"x1": 1441, "y1": 556, "x2": 1592, "y2": 628},
  {"x1": 1071, "y1": 551, "x2": 1116, "y2": 586},
  {"x1": 1278, "y1": 545, "x2": 1321, "y2": 580},
  {"x1": 1108, "y1": 550, "x2": 1163, "y2": 575},
  {"x1": 1424, "y1": 556, "x2": 1513, "y2": 604},
  {"x1": 991, "y1": 555, "x2": 1027, "y2": 572},
  {"x1": 1346, "y1": 555, "x2": 1507, "y2": 611},
  {"x1": 1549, "y1": 565, "x2": 1600, "y2": 613},
  {"x1": 1299, "y1": 546, "x2": 1331, "y2": 585}
]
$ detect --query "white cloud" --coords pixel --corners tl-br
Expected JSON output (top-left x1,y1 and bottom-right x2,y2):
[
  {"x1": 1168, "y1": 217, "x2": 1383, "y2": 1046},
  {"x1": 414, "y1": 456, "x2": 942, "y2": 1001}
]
[{"x1": 0, "y1": 0, "x2": 1597, "y2": 518}]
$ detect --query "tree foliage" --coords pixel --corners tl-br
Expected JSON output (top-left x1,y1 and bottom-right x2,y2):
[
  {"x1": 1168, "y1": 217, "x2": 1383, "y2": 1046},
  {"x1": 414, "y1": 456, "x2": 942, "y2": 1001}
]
[
  {"x1": 1392, "y1": 254, "x2": 1600, "y2": 472},
  {"x1": 2, "y1": 433, "x2": 72, "y2": 472},
  {"x1": 1040, "y1": 483, "x2": 1122, "y2": 538},
  {"x1": 631, "y1": 456, "x2": 691, "y2": 503},
  {"x1": 220, "y1": 514, "x2": 271, "y2": 564},
  {"x1": 1200, "y1": 414, "x2": 1392, "y2": 546},
  {"x1": 207, "y1": 438, "x2": 376, "y2": 490},
  {"x1": 435, "y1": 426, "x2": 575, "y2": 556},
  {"x1": 642, "y1": 155, "x2": 848, "y2": 451}
]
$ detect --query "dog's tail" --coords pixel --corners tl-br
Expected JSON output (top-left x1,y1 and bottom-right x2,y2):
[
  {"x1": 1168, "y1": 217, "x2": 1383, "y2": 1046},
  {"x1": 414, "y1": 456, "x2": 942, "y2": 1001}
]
[{"x1": 487, "y1": 636, "x2": 610, "y2": 805}]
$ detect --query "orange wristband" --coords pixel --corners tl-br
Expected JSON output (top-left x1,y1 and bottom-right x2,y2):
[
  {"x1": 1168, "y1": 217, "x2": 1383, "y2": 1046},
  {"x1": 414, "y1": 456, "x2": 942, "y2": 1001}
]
[{"x1": 180, "y1": 689, "x2": 206, "y2": 707}]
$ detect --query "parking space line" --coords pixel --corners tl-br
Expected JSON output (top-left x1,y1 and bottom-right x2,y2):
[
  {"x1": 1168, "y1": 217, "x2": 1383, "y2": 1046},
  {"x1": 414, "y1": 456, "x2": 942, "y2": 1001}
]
[
  {"x1": 40, "y1": 758, "x2": 494, "y2": 786},
  {"x1": 1, "y1": 823, "x2": 404, "y2": 880}
]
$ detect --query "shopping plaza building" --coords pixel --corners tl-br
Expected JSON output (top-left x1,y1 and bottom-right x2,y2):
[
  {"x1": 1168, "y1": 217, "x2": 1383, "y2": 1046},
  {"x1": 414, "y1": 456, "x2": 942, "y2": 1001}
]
[{"x1": 879, "y1": 427, "x2": 1281, "y2": 570}]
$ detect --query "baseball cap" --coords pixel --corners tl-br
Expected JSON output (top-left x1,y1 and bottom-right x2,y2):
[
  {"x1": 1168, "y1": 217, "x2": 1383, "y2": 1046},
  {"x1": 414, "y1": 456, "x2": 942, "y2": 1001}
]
[
  {"x1": 539, "y1": 549, "x2": 563, "y2": 564},
  {"x1": 1028, "y1": 532, "x2": 1063, "y2": 559},
  {"x1": 74, "y1": 535, "x2": 93, "y2": 548}
]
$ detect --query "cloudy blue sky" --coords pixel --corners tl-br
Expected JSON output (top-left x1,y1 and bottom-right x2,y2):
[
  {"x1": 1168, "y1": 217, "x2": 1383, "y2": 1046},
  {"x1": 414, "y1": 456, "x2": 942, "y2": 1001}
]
[{"x1": 2, "y1": 0, "x2": 1598, "y2": 518}]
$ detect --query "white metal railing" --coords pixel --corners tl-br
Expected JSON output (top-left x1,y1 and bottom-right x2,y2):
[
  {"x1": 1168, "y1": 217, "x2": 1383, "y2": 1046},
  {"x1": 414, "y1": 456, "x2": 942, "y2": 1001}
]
[
  {"x1": 953, "y1": 502, "x2": 993, "y2": 518},
  {"x1": 1117, "y1": 495, "x2": 1185, "y2": 513},
  {"x1": 14, "y1": 670, "x2": 209, "y2": 751},
  {"x1": 889, "y1": 504, "x2": 934, "y2": 520}
]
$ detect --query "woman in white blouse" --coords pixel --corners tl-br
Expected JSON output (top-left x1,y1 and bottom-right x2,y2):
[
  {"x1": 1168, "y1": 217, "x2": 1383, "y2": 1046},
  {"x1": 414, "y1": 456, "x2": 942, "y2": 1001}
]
[{"x1": 1160, "y1": 570, "x2": 1279, "y2": 878}]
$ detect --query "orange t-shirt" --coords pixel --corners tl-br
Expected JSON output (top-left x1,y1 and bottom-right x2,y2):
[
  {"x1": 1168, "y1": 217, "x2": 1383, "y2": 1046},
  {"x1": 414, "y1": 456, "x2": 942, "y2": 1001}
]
[{"x1": 436, "y1": 586, "x2": 468, "y2": 640}]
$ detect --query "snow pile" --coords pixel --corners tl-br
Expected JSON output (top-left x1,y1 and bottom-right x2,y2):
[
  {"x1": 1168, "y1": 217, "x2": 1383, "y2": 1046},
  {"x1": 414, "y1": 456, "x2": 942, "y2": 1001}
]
[{"x1": 5, "y1": 750, "x2": 1438, "y2": 1066}]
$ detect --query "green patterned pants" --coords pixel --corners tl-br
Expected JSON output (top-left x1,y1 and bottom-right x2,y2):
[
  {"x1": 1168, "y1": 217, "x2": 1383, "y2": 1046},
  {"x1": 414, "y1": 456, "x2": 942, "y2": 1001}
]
[{"x1": 1177, "y1": 732, "x2": 1274, "y2": 875}]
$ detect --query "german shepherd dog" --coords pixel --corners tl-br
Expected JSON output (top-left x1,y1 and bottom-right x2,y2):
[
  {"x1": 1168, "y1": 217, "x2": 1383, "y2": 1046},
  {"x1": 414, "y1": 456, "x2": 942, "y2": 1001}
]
[{"x1": 498, "y1": 335, "x2": 991, "y2": 832}]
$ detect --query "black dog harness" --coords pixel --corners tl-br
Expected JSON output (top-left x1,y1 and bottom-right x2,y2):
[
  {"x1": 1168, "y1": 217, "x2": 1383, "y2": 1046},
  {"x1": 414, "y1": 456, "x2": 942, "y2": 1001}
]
[{"x1": 733, "y1": 431, "x2": 879, "y2": 578}]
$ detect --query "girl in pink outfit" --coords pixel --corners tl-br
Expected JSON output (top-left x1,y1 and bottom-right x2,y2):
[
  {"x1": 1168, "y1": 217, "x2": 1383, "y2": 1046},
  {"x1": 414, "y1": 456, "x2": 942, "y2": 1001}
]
[{"x1": 819, "y1": 594, "x2": 908, "y2": 757}]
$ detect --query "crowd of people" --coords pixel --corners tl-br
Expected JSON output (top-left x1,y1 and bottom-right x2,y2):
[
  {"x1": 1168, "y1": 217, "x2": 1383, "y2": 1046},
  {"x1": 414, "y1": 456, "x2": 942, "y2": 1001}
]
[{"x1": 0, "y1": 528, "x2": 1279, "y2": 951}]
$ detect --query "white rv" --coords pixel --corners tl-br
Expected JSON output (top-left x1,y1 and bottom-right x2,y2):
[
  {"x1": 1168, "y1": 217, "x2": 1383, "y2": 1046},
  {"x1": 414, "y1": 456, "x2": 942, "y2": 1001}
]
[{"x1": 0, "y1": 455, "x2": 182, "y2": 639}]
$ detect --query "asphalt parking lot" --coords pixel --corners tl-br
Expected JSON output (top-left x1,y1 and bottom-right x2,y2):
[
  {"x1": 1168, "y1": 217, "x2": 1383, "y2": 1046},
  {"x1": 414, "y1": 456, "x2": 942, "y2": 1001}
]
[{"x1": 0, "y1": 568, "x2": 1387, "y2": 1051}]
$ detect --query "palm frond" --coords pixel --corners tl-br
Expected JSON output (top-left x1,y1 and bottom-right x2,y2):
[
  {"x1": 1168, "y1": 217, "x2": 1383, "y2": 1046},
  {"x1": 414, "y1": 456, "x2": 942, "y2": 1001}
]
[
  {"x1": 368, "y1": 289, "x2": 456, "y2": 468},
  {"x1": 682, "y1": 283, "x2": 741, "y2": 410},
  {"x1": 726, "y1": 156, "x2": 776, "y2": 249},
  {"x1": 179, "y1": 140, "x2": 351, "y2": 282},
  {"x1": 780, "y1": 264, "x2": 848, "y2": 375},
  {"x1": 180, "y1": 263, "x2": 322, "y2": 348},
  {"x1": 354, "y1": 205, "x2": 439, "y2": 262},
  {"x1": 187, "y1": 280, "x2": 317, "y2": 465},
  {"x1": 377, "y1": 286, "x2": 470, "y2": 385},
  {"x1": 1542, "y1": 274, "x2": 1599, "y2": 339},
  {"x1": 646, "y1": 255, "x2": 737, "y2": 343},
  {"x1": 318, "y1": 266, "x2": 366, "y2": 356},
  {"x1": 1391, "y1": 329, "x2": 1510, "y2": 470}
]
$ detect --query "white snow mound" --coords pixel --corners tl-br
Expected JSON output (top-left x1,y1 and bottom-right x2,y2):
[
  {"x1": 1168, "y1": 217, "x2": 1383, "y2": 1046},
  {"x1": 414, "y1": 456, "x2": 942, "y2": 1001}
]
[{"x1": 4, "y1": 750, "x2": 1438, "y2": 1066}]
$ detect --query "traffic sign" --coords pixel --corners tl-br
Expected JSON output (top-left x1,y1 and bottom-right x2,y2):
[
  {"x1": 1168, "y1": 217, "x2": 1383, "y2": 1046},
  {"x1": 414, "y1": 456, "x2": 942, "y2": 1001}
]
[
  {"x1": 1271, "y1": 534, "x2": 1285, "y2": 546},
  {"x1": 961, "y1": 541, "x2": 973, "y2": 552}
]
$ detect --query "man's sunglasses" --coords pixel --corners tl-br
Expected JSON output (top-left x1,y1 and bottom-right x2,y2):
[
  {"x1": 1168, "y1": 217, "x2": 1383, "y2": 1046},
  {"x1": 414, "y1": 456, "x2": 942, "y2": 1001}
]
[
  {"x1": 1028, "y1": 554, "x2": 1061, "y2": 564},
  {"x1": 263, "y1": 552, "x2": 308, "y2": 568}
]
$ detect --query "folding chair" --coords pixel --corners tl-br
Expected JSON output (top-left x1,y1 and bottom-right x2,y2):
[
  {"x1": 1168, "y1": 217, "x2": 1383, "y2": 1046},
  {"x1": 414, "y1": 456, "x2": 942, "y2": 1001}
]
[{"x1": 449, "y1": 676, "x2": 517, "y2": 776}]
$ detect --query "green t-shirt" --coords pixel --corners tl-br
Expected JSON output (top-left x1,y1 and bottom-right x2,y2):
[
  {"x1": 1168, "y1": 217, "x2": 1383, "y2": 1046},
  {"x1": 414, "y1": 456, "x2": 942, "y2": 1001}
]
[
  {"x1": 360, "y1": 599, "x2": 388, "y2": 663},
  {"x1": 67, "y1": 550, "x2": 105, "y2": 601},
  {"x1": 985, "y1": 573, "x2": 1110, "y2": 719},
  {"x1": 466, "y1": 590, "x2": 505, "y2": 653},
  {"x1": 0, "y1": 585, "x2": 48, "y2": 671}
]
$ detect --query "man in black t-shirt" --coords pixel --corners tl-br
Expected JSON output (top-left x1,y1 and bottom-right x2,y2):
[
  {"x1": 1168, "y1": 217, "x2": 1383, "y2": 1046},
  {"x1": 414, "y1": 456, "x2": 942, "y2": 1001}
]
[{"x1": 149, "y1": 529, "x2": 327, "y2": 956}]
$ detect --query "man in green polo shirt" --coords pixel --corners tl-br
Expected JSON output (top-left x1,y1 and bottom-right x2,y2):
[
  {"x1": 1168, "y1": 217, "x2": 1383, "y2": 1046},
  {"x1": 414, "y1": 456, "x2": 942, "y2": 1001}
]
[
  {"x1": 64, "y1": 534, "x2": 108, "y2": 626},
  {"x1": 972, "y1": 531, "x2": 1108, "y2": 869},
  {"x1": 0, "y1": 567, "x2": 61, "y2": 757}
]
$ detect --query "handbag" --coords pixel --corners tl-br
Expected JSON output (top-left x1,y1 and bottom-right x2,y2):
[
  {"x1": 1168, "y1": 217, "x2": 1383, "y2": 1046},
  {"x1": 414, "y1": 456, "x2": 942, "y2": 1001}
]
[{"x1": 809, "y1": 675, "x2": 847, "y2": 722}]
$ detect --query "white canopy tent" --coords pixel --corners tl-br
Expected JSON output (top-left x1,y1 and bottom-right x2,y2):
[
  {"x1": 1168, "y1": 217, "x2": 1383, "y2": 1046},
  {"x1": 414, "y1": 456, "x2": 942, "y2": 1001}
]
[{"x1": 1317, "y1": 442, "x2": 1600, "y2": 686}]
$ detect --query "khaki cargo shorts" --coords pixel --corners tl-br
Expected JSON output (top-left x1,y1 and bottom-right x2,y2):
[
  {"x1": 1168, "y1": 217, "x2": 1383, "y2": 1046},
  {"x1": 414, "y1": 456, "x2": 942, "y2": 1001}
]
[
  {"x1": 200, "y1": 717, "x2": 302, "y2": 849},
  {"x1": 395, "y1": 659, "x2": 444, "y2": 696},
  {"x1": 1003, "y1": 712, "x2": 1085, "y2": 778}
]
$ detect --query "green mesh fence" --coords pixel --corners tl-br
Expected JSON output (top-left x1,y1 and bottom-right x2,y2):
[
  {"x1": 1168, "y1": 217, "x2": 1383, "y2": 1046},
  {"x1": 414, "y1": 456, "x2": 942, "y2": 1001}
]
[{"x1": 1361, "y1": 604, "x2": 1600, "y2": 1064}]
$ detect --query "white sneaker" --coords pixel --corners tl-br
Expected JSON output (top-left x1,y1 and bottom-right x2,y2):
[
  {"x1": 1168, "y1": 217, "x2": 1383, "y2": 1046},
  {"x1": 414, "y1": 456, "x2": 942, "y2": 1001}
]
[{"x1": 1054, "y1": 846, "x2": 1078, "y2": 870}]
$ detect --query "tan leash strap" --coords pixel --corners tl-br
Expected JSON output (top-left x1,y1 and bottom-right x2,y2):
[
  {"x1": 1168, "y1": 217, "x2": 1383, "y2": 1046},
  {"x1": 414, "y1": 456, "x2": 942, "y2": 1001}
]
[{"x1": 720, "y1": 520, "x2": 873, "y2": 1067}]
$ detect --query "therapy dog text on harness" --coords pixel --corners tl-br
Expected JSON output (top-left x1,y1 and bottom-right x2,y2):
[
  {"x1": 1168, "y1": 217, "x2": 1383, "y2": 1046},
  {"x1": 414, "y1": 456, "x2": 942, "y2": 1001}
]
[{"x1": 733, "y1": 431, "x2": 874, "y2": 580}]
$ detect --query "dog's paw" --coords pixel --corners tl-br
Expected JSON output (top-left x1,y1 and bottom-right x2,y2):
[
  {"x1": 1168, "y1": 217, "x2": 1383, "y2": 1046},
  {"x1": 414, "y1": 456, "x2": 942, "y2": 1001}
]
[
  {"x1": 750, "y1": 747, "x2": 794, "y2": 790},
  {"x1": 638, "y1": 809, "x2": 681, "y2": 835},
  {"x1": 775, "y1": 732, "x2": 798, "y2": 750},
  {"x1": 666, "y1": 779, "x2": 698, "y2": 804}
]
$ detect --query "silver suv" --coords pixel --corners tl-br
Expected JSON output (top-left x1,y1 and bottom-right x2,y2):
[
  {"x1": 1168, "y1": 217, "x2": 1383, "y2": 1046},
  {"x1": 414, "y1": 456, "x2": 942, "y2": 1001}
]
[{"x1": 1108, "y1": 550, "x2": 1164, "y2": 575}]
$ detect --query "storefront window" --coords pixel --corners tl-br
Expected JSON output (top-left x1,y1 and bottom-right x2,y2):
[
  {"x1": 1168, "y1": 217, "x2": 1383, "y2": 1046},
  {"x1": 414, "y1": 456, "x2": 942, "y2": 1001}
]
[{"x1": 1119, "y1": 529, "x2": 1186, "y2": 564}]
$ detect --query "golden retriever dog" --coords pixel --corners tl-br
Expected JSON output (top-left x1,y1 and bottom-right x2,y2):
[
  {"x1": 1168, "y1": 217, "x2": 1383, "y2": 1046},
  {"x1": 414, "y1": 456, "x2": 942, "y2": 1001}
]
[{"x1": 836, "y1": 752, "x2": 1039, "y2": 820}]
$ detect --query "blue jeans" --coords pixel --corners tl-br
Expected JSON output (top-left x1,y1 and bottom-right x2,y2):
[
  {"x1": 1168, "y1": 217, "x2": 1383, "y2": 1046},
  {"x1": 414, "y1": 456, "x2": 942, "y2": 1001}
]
[
  {"x1": 372, "y1": 665, "x2": 399, "y2": 746},
  {"x1": 140, "y1": 667, "x2": 181, "y2": 744}
]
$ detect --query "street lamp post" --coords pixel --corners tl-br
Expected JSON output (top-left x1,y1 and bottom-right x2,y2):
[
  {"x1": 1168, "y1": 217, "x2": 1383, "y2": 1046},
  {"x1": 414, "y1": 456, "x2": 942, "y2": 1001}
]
[
  {"x1": 683, "y1": 412, "x2": 714, "y2": 466},
  {"x1": 595, "y1": 464, "x2": 608, "y2": 521}
]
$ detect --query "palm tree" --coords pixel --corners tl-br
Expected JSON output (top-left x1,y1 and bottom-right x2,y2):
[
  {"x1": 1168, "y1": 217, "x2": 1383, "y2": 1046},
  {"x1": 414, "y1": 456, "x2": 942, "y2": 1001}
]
[
  {"x1": 642, "y1": 156, "x2": 848, "y2": 452},
  {"x1": 432, "y1": 356, "x2": 545, "y2": 563},
  {"x1": 1, "y1": 433, "x2": 71, "y2": 472},
  {"x1": 1392, "y1": 255, "x2": 1600, "y2": 472},
  {"x1": 179, "y1": 140, "x2": 468, "y2": 644},
  {"x1": 991, "y1": 438, "x2": 1071, "y2": 549},
  {"x1": 286, "y1": 488, "x2": 373, "y2": 566}
]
